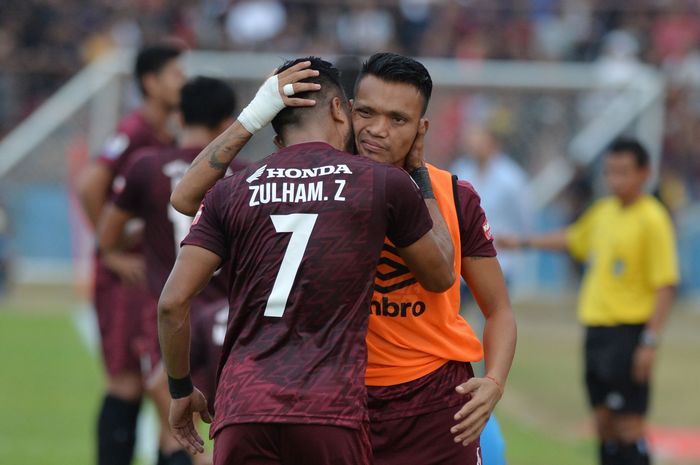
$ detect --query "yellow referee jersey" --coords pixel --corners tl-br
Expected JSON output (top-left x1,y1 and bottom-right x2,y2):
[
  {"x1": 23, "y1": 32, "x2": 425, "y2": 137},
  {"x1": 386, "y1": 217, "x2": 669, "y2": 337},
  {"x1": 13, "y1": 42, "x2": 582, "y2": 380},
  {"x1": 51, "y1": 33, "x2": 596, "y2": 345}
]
[{"x1": 566, "y1": 195, "x2": 679, "y2": 326}]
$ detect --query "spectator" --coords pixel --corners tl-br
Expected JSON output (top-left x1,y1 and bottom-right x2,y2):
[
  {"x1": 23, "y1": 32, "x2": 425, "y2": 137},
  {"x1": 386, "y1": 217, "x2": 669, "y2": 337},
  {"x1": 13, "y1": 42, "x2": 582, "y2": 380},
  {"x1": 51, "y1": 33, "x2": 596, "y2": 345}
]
[{"x1": 451, "y1": 124, "x2": 532, "y2": 285}]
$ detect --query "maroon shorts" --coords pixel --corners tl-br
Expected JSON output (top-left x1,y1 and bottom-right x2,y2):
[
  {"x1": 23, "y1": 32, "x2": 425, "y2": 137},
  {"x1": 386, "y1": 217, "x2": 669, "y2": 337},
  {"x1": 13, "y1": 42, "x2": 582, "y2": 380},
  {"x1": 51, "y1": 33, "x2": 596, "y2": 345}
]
[
  {"x1": 368, "y1": 361, "x2": 481, "y2": 465},
  {"x1": 94, "y1": 259, "x2": 159, "y2": 377},
  {"x1": 212, "y1": 423, "x2": 371, "y2": 465}
]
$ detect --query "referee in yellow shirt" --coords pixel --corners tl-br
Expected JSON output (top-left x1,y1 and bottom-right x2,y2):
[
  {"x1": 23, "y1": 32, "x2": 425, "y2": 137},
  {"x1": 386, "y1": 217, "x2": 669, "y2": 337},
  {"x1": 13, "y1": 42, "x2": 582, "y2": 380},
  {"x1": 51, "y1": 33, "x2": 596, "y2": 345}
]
[{"x1": 499, "y1": 138, "x2": 679, "y2": 465}]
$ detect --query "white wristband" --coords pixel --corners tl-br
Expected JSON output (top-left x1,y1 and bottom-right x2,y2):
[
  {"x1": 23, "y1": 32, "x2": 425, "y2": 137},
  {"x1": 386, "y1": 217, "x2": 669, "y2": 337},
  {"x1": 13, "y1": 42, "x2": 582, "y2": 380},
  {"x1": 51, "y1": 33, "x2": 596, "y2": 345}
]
[{"x1": 237, "y1": 75, "x2": 286, "y2": 134}]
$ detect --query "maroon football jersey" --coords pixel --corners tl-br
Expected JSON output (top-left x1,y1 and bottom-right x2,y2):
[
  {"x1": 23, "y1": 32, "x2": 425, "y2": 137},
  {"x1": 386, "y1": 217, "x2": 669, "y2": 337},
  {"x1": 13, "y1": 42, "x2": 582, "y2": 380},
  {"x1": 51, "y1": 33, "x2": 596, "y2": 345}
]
[
  {"x1": 190, "y1": 298, "x2": 229, "y2": 410},
  {"x1": 182, "y1": 141, "x2": 433, "y2": 434},
  {"x1": 113, "y1": 146, "x2": 245, "y2": 303},
  {"x1": 97, "y1": 110, "x2": 168, "y2": 178},
  {"x1": 94, "y1": 110, "x2": 171, "y2": 289}
]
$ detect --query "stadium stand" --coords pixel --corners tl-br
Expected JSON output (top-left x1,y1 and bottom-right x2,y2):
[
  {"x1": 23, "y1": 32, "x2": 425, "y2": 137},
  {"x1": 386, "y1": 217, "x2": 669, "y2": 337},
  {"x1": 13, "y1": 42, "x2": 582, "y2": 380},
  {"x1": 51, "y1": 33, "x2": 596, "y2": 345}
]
[{"x1": 1, "y1": 1, "x2": 699, "y2": 295}]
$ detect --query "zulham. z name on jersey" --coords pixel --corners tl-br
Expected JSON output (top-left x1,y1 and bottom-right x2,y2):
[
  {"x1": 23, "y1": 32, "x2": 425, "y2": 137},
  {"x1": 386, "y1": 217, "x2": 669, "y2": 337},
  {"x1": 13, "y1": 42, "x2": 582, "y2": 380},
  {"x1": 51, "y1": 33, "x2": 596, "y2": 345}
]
[{"x1": 247, "y1": 163, "x2": 352, "y2": 206}]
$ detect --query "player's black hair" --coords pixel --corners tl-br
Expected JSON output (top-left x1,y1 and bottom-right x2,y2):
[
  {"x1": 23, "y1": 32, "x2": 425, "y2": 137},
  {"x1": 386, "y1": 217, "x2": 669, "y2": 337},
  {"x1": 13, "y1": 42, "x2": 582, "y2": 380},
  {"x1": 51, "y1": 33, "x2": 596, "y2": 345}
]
[
  {"x1": 608, "y1": 138, "x2": 650, "y2": 168},
  {"x1": 134, "y1": 44, "x2": 183, "y2": 96},
  {"x1": 357, "y1": 52, "x2": 433, "y2": 115},
  {"x1": 271, "y1": 56, "x2": 346, "y2": 137},
  {"x1": 180, "y1": 77, "x2": 236, "y2": 129}
]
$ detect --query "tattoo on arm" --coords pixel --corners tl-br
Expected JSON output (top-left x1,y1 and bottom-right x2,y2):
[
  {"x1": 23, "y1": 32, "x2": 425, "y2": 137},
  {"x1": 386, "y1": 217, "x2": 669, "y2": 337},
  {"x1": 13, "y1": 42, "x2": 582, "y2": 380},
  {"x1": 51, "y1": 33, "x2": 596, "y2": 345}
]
[
  {"x1": 188, "y1": 131, "x2": 251, "y2": 173},
  {"x1": 208, "y1": 142, "x2": 229, "y2": 171}
]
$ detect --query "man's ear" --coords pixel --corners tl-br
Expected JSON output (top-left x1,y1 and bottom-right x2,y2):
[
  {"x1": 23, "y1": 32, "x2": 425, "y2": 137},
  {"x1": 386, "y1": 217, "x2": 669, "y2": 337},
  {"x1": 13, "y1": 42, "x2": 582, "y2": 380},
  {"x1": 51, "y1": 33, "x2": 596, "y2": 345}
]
[
  {"x1": 273, "y1": 134, "x2": 285, "y2": 149},
  {"x1": 419, "y1": 118, "x2": 430, "y2": 136},
  {"x1": 349, "y1": 99, "x2": 354, "y2": 110},
  {"x1": 330, "y1": 96, "x2": 347, "y2": 123}
]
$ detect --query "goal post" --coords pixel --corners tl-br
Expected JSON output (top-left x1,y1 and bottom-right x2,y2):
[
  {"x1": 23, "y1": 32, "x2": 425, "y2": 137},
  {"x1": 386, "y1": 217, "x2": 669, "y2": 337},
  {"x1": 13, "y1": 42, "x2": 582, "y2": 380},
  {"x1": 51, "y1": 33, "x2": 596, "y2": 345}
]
[{"x1": 0, "y1": 50, "x2": 666, "y2": 294}]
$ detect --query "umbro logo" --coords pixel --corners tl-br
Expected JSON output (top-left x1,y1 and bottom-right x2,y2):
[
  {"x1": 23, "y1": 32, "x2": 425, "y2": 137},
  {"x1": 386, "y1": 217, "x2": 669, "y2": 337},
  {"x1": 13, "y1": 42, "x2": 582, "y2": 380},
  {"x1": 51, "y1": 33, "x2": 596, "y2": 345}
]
[
  {"x1": 374, "y1": 244, "x2": 416, "y2": 293},
  {"x1": 372, "y1": 243, "x2": 426, "y2": 318}
]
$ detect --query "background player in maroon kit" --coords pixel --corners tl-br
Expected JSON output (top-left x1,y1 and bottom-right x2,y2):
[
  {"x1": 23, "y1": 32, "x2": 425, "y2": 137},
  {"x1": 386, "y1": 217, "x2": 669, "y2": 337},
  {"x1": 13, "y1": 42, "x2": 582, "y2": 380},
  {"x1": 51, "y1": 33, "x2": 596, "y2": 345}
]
[
  {"x1": 75, "y1": 44, "x2": 185, "y2": 465},
  {"x1": 157, "y1": 57, "x2": 456, "y2": 465},
  {"x1": 189, "y1": 299, "x2": 229, "y2": 412},
  {"x1": 97, "y1": 77, "x2": 239, "y2": 465}
]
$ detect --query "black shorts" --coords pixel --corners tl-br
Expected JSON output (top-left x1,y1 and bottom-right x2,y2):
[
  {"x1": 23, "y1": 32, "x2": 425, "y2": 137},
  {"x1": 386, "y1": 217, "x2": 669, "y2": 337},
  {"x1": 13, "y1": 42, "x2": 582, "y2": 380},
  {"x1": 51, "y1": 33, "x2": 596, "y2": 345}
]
[{"x1": 585, "y1": 324, "x2": 649, "y2": 414}]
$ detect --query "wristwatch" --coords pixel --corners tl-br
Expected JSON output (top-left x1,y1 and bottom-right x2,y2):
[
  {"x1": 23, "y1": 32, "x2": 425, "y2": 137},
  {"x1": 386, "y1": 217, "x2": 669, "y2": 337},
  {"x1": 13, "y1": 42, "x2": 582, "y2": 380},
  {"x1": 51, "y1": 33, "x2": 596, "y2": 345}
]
[{"x1": 639, "y1": 329, "x2": 658, "y2": 348}]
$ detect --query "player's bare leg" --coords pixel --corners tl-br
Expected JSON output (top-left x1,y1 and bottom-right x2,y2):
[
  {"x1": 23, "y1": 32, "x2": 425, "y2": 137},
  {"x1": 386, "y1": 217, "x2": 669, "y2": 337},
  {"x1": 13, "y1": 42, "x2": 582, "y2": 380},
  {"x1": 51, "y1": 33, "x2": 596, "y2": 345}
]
[{"x1": 107, "y1": 371, "x2": 143, "y2": 401}]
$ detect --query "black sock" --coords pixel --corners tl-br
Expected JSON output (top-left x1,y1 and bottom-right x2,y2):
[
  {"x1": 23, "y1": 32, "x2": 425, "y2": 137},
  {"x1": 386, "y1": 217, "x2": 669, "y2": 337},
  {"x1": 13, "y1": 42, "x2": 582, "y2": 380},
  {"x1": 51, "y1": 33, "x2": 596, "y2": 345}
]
[
  {"x1": 97, "y1": 394, "x2": 141, "y2": 465},
  {"x1": 599, "y1": 440, "x2": 621, "y2": 465},
  {"x1": 166, "y1": 449, "x2": 193, "y2": 465},
  {"x1": 619, "y1": 438, "x2": 651, "y2": 465}
]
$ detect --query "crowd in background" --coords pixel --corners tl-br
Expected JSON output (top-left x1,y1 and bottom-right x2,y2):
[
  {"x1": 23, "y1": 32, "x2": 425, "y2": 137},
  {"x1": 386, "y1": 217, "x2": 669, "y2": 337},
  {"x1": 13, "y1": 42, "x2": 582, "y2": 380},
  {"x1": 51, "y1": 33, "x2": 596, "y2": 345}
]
[{"x1": 2, "y1": 0, "x2": 700, "y2": 209}]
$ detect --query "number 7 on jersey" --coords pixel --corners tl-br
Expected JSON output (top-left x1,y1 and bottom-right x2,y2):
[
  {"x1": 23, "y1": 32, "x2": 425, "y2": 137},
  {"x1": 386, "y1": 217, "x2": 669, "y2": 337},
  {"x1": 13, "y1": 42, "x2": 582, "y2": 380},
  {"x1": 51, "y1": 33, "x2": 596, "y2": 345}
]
[{"x1": 264, "y1": 213, "x2": 318, "y2": 317}]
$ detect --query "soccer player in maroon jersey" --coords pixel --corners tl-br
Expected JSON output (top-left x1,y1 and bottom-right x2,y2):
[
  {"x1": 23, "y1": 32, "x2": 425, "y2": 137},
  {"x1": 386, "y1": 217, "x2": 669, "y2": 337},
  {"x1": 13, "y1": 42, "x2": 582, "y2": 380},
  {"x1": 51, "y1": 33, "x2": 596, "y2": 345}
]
[
  {"x1": 171, "y1": 54, "x2": 516, "y2": 465},
  {"x1": 158, "y1": 57, "x2": 456, "y2": 465},
  {"x1": 97, "y1": 77, "x2": 239, "y2": 465},
  {"x1": 75, "y1": 44, "x2": 185, "y2": 465}
]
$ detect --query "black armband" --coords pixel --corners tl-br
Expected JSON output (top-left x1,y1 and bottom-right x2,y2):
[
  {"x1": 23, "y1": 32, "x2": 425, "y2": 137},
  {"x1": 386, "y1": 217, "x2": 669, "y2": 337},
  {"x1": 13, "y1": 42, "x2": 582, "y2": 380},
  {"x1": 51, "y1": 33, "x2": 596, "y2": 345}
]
[
  {"x1": 168, "y1": 374, "x2": 194, "y2": 399},
  {"x1": 410, "y1": 167, "x2": 435, "y2": 199}
]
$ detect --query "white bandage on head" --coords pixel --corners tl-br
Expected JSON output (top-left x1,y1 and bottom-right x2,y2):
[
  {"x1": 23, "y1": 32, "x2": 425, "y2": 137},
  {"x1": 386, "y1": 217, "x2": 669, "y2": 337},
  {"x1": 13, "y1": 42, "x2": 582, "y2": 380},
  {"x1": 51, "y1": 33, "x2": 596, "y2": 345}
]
[
  {"x1": 237, "y1": 74, "x2": 286, "y2": 134},
  {"x1": 283, "y1": 83, "x2": 295, "y2": 97}
]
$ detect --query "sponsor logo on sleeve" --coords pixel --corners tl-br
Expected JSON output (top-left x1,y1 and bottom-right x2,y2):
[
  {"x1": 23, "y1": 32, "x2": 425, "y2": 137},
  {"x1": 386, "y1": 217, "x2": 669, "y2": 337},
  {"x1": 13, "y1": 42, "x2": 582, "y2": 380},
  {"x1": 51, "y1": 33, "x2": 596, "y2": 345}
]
[
  {"x1": 482, "y1": 219, "x2": 493, "y2": 241},
  {"x1": 192, "y1": 203, "x2": 204, "y2": 226},
  {"x1": 102, "y1": 133, "x2": 130, "y2": 160}
]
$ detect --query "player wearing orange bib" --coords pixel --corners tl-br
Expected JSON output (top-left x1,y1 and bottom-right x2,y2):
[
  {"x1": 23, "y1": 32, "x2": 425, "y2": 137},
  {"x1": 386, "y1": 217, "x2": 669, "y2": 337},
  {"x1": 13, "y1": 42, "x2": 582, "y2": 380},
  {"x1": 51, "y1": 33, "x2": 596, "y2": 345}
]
[
  {"x1": 366, "y1": 164, "x2": 484, "y2": 386},
  {"x1": 347, "y1": 53, "x2": 517, "y2": 465}
]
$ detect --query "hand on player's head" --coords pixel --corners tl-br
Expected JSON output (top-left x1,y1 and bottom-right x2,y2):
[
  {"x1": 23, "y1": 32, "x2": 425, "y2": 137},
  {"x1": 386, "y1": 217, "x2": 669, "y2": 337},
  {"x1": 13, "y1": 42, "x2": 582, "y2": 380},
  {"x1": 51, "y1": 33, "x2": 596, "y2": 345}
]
[
  {"x1": 275, "y1": 60, "x2": 321, "y2": 108},
  {"x1": 238, "y1": 60, "x2": 321, "y2": 134}
]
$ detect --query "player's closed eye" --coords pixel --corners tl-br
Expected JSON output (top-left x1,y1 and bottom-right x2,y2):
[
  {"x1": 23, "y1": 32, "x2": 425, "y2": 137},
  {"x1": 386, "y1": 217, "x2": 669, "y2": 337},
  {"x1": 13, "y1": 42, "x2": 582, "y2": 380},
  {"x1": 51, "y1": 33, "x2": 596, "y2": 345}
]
[{"x1": 354, "y1": 108, "x2": 372, "y2": 118}]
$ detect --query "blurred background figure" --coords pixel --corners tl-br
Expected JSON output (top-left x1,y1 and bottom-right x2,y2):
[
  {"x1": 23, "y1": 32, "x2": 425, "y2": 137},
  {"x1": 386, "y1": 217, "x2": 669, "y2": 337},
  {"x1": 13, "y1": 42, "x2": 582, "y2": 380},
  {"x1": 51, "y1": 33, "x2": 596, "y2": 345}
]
[
  {"x1": 336, "y1": 55, "x2": 362, "y2": 99},
  {"x1": 498, "y1": 139, "x2": 679, "y2": 465},
  {"x1": 450, "y1": 123, "x2": 530, "y2": 465},
  {"x1": 451, "y1": 124, "x2": 532, "y2": 288},
  {"x1": 75, "y1": 44, "x2": 186, "y2": 465}
]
